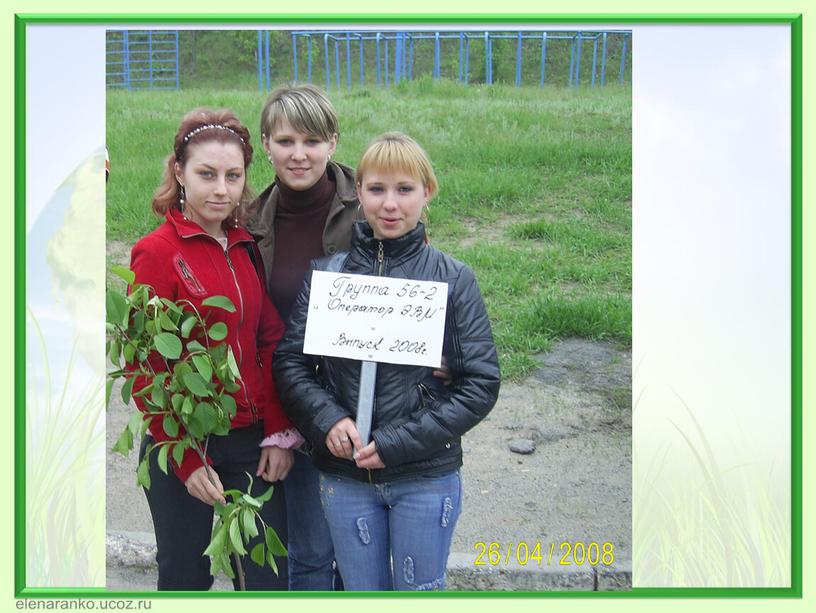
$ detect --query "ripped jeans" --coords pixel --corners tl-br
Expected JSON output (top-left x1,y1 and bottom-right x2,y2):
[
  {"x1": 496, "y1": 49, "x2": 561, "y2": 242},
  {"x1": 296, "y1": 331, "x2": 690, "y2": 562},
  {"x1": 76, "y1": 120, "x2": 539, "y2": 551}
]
[{"x1": 318, "y1": 470, "x2": 461, "y2": 591}]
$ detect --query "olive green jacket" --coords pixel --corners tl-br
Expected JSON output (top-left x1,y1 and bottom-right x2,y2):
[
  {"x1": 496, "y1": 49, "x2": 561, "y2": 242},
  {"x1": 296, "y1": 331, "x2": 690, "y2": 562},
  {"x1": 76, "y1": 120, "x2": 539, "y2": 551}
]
[{"x1": 245, "y1": 160, "x2": 362, "y2": 291}]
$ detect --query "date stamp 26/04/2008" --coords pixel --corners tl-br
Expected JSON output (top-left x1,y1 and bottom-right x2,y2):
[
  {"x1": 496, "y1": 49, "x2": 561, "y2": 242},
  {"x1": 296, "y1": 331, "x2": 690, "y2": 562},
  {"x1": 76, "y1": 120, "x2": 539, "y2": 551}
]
[{"x1": 473, "y1": 541, "x2": 615, "y2": 567}]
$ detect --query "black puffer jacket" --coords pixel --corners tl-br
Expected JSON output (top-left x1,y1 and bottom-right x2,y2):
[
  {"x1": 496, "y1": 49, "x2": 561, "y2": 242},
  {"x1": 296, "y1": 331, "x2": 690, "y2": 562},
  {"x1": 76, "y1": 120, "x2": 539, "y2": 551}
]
[{"x1": 274, "y1": 221, "x2": 501, "y2": 483}]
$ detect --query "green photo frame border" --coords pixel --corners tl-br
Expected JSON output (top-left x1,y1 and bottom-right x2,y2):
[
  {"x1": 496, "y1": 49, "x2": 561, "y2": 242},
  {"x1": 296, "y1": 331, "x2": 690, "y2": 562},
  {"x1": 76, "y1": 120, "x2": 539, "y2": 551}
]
[{"x1": 13, "y1": 12, "x2": 803, "y2": 599}]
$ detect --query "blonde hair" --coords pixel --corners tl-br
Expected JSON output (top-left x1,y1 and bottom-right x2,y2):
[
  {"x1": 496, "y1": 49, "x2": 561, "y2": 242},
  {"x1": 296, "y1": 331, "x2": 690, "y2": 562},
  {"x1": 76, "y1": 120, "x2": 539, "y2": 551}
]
[
  {"x1": 355, "y1": 132, "x2": 438, "y2": 199},
  {"x1": 260, "y1": 83, "x2": 338, "y2": 142}
]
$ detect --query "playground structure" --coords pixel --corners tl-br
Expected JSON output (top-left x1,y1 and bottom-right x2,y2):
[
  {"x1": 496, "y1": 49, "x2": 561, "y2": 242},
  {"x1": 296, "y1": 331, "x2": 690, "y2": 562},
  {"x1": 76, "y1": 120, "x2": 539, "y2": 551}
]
[
  {"x1": 258, "y1": 30, "x2": 630, "y2": 91},
  {"x1": 105, "y1": 29, "x2": 630, "y2": 92},
  {"x1": 106, "y1": 30, "x2": 179, "y2": 90}
]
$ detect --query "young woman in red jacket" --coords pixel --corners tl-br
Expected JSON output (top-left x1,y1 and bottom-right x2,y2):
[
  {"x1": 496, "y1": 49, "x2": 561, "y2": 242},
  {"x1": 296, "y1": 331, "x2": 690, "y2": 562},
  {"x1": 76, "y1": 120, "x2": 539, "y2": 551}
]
[{"x1": 129, "y1": 108, "x2": 292, "y2": 591}]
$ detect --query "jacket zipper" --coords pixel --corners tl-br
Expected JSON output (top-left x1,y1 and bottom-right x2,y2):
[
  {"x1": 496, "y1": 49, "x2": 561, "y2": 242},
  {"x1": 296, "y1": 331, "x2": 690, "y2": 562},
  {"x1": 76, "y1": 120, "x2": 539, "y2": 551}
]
[
  {"x1": 178, "y1": 258, "x2": 205, "y2": 294},
  {"x1": 224, "y1": 247, "x2": 257, "y2": 424},
  {"x1": 175, "y1": 218, "x2": 259, "y2": 423},
  {"x1": 367, "y1": 241, "x2": 385, "y2": 484}
]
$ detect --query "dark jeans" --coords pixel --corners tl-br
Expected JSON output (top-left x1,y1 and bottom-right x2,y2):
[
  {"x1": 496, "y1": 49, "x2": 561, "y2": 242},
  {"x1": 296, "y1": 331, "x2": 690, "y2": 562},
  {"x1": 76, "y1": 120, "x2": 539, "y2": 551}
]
[
  {"x1": 284, "y1": 449, "x2": 344, "y2": 590},
  {"x1": 139, "y1": 423, "x2": 288, "y2": 591}
]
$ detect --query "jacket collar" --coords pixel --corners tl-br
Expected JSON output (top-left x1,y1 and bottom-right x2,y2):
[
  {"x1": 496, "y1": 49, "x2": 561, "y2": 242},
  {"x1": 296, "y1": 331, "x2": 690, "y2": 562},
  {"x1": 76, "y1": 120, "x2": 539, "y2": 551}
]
[
  {"x1": 352, "y1": 220, "x2": 427, "y2": 260},
  {"x1": 165, "y1": 208, "x2": 253, "y2": 248},
  {"x1": 244, "y1": 160, "x2": 358, "y2": 240}
]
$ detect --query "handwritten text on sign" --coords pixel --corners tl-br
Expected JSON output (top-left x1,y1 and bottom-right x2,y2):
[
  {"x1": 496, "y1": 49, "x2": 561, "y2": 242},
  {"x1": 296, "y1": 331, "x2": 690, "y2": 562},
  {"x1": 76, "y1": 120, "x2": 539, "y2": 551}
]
[{"x1": 303, "y1": 271, "x2": 448, "y2": 367}]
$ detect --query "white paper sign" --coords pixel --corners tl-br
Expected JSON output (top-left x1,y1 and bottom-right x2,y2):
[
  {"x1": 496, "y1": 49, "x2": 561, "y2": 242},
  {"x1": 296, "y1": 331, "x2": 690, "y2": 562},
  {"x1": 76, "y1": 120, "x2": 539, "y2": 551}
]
[{"x1": 303, "y1": 271, "x2": 449, "y2": 367}]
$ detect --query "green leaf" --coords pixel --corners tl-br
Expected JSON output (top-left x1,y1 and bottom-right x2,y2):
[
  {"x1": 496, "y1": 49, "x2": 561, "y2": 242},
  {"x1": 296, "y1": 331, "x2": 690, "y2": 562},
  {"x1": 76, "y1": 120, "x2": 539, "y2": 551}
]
[
  {"x1": 106, "y1": 289, "x2": 127, "y2": 325},
  {"x1": 157, "y1": 444, "x2": 169, "y2": 475},
  {"x1": 183, "y1": 372, "x2": 210, "y2": 397},
  {"x1": 256, "y1": 484, "x2": 274, "y2": 504},
  {"x1": 192, "y1": 355, "x2": 213, "y2": 382},
  {"x1": 181, "y1": 396, "x2": 194, "y2": 417},
  {"x1": 208, "y1": 322, "x2": 228, "y2": 342},
  {"x1": 162, "y1": 414, "x2": 179, "y2": 438},
  {"x1": 241, "y1": 493, "x2": 262, "y2": 509},
  {"x1": 136, "y1": 458, "x2": 151, "y2": 489},
  {"x1": 212, "y1": 421, "x2": 231, "y2": 437},
  {"x1": 226, "y1": 347, "x2": 241, "y2": 378},
  {"x1": 202, "y1": 295, "x2": 236, "y2": 313},
  {"x1": 105, "y1": 379, "x2": 114, "y2": 409},
  {"x1": 195, "y1": 402, "x2": 217, "y2": 432},
  {"x1": 220, "y1": 395, "x2": 237, "y2": 418},
  {"x1": 220, "y1": 551, "x2": 235, "y2": 579},
  {"x1": 159, "y1": 311, "x2": 179, "y2": 332},
  {"x1": 171, "y1": 393, "x2": 184, "y2": 412},
  {"x1": 109, "y1": 339, "x2": 121, "y2": 368},
  {"x1": 132, "y1": 383, "x2": 151, "y2": 398},
  {"x1": 241, "y1": 507, "x2": 259, "y2": 540},
  {"x1": 133, "y1": 311, "x2": 145, "y2": 335},
  {"x1": 265, "y1": 527, "x2": 288, "y2": 556},
  {"x1": 180, "y1": 314, "x2": 197, "y2": 339},
  {"x1": 127, "y1": 411, "x2": 143, "y2": 435},
  {"x1": 151, "y1": 384, "x2": 167, "y2": 409},
  {"x1": 204, "y1": 522, "x2": 228, "y2": 557},
  {"x1": 110, "y1": 265, "x2": 136, "y2": 285},
  {"x1": 209, "y1": 552, "x2": 223, "y2": 577},
  {"x1": 112, "y1": 427, "x2": 134, "y2": 456},
  {"x1": 172, "y1": 440, "x2": 185, "y2": 466},
  {"x1": 228, "y1": 517, "x2": 247, "y2": 555},
  {"x1": 222, "y1": 489, "x2": 242, "y2": 501},
  {"x1": 123, "y1": 342, "x2": 136, "y2": 364},
  {"x1": 186, "y1": 340, "x2": 206, "y2": 353},
  {"x1": 250, "y1": 543, "x2": 265, "y2": 567},
  {"x1": 160, "y1": 298, "x2": 183, "y2": 315},
  {"x1": 174, "y1": 361, "x2": 193, "y2": 380},
  {"x1": 120, "y1": 377, "x2": 135, "y2": 404},
  {"x1": 223, "y1": 381, "x2": 241, "y2": 394},
  {"x1": 185, "y1": 414, "x2": 205, "y2": 439},
  {"x1": 154, "y1": 333, "x2": 182, "y2": 360},
  {"x1": 266, "y1": 550, "x2": 279, "y2": 575}
]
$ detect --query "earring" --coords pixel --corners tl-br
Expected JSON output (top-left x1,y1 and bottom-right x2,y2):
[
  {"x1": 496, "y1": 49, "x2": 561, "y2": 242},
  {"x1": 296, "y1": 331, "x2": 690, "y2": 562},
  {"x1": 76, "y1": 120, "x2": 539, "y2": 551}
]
[{"x1": 179, "y1": 186, "x2": 187, "y2": 219}]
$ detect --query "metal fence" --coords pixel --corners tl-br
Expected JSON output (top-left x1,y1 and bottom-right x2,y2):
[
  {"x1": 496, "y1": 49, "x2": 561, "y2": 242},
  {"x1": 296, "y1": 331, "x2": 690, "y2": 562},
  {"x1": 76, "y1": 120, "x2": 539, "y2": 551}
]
[
  {"x1": 257, "y1": 30, "x2": 630, "y2": 91},
  {"x1": 106, "y1": 30, "x2": 180, "y2": 90}
]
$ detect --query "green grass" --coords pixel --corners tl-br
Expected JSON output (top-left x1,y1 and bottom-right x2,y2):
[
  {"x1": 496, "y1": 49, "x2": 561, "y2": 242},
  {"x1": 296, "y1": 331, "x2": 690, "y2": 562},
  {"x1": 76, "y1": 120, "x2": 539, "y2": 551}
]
[{"x1": 107, "y1": 79, "x2": 631, "y2": 379}]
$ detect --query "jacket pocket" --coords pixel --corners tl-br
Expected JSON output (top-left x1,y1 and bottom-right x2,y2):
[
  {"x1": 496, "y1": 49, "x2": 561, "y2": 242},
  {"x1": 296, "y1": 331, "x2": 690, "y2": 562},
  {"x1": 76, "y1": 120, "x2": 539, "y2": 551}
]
[
  {"x1": 415, "y1": 381, "x2": 439, "y2": 408},
  {"x1": 172, "y1": 255, "x2": 208, "y2": 297}
]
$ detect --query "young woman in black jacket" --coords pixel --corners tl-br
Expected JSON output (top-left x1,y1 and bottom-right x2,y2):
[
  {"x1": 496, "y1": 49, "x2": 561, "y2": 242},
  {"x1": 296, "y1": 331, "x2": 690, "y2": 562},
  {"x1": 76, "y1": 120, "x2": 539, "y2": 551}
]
[{"x1": 274, "y1": 132, "x2": 500, "y2": 591}]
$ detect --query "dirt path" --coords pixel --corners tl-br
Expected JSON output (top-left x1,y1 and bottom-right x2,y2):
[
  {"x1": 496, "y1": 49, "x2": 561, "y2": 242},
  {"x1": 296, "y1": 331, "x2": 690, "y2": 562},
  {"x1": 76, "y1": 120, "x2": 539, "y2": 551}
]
[{"x1": 453, "y1": 338, "x2": 631, "y2": 563}]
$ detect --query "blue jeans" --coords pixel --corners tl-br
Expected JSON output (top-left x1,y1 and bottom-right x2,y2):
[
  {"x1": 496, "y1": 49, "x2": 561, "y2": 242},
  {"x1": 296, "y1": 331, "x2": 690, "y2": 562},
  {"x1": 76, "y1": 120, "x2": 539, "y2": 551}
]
[
  {"x1": 283, "y1": 450, "x2": 343, "y2": 590},
  {"x1": 318, "y1": 470, "x2": 462, "y2": 591}
]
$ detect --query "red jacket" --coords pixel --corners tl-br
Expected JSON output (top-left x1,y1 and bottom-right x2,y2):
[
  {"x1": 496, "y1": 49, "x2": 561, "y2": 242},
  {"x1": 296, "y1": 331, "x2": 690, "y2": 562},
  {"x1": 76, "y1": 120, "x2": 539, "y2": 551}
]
[{"x1": 129, "y1": 210, "x2": 291, "y2": 482}]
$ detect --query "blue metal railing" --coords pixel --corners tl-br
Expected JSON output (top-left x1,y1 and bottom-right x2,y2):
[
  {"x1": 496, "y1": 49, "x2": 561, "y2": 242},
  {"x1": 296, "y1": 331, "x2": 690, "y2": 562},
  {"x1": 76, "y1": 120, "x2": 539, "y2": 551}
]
[
  {"x1": 269, "y1": 30, "x2": 630, "y2": 91},
  {"x1": 106, "y1": 30, "x2": 179, "y2": 90}
]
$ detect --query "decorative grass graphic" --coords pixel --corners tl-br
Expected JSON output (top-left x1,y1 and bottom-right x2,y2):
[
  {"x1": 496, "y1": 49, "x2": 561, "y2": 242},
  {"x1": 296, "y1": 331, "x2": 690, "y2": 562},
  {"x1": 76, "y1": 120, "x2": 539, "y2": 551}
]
[
  {"x1": 26, "y1": 309, "x2": 105, "y2": 586},
  {"x1": 633, "y1": 389, "x2": 790, "y2": 587}
]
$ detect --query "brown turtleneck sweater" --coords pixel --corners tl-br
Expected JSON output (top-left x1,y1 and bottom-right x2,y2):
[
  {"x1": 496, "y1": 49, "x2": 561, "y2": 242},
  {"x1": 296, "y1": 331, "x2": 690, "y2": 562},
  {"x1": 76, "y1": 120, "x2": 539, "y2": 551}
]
[{"x1": 270, "y1": 170, "x2": 336, "y2": 321}]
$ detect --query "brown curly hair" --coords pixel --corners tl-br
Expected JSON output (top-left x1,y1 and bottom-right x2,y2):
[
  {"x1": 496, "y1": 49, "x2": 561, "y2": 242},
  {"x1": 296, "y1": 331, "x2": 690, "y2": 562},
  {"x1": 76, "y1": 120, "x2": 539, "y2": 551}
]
[{"x1": 151, "y1": 107, "x2": 255, "y2": 229}]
